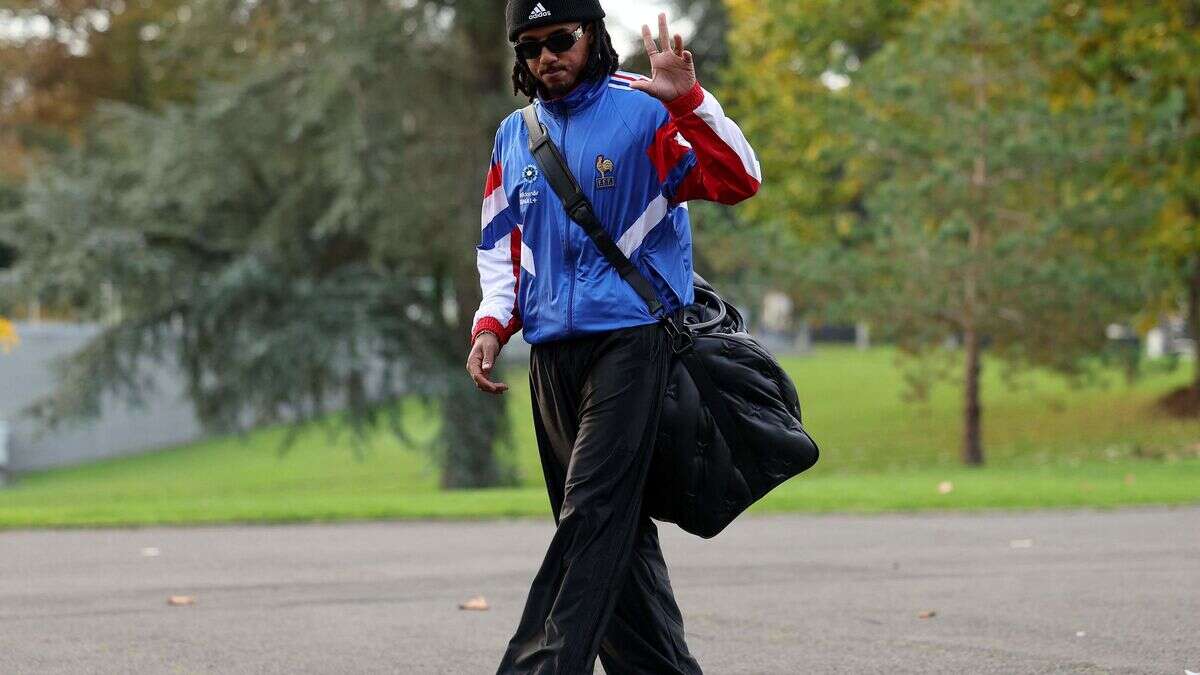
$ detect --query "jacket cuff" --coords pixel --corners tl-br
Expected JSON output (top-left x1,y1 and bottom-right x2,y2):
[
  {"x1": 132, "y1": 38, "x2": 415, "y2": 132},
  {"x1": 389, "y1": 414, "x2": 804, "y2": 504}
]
[
  {"x1": 665, "y1": 82, "x2": 705, "y2": 118},
  {"x1": 472, "y1": 317, "x2": 515, "y2": 346}
]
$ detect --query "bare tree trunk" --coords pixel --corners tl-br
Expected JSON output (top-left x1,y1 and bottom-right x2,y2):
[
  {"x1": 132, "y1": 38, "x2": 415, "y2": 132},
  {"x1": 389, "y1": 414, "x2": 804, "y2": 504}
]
[
  {"x1": 441, "y1": 369, "x2": 513, "y2": 489},
  {"x1": 962, "y1": 325, "x2": 984, "y2": 466},
  {"x1": 440, "y1": 269, "x2": 514, "y2": 489},
  {"x1": 1189, "y1": 254, "x2": 1200, "y2": 393},
  {"x1": 962, "y1": 32, "x2": 987, "y2": 467}
]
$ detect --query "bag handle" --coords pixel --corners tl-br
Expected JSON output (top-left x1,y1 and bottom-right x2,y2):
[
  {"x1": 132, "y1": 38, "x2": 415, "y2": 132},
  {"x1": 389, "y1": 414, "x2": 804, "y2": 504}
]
[{"x1": 520, "y1": 105, "x2": 664, "y2": 317}]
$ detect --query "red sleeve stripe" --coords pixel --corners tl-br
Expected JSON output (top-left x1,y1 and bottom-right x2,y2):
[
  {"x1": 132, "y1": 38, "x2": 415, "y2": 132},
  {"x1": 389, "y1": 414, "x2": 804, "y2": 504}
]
[
  {"x1": 483, "y1": 162, "x2": 503, "y2": 197},
  {"x1": 649, "y1": 123, "x2": 691, "y2": 183}
]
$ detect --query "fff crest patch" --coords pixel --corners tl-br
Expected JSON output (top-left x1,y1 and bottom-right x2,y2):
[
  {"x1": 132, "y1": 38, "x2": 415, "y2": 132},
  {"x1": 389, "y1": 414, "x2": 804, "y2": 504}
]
[{"x1": 594, "y1": 155, "x2": 616, "y2": 189}]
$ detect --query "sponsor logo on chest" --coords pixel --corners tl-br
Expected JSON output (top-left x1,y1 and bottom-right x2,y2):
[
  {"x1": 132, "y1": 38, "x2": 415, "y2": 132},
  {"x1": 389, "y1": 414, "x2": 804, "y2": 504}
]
[{"x1": 520, "y1": 164, "x2": 540, "y2": 206}]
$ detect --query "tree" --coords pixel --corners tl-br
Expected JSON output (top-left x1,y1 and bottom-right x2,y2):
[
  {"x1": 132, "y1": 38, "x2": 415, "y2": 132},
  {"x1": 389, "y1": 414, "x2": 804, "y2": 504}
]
[
  {"x1": 725, "y1": 0, "x2": 1155, "y2": 465},
  {"x1": 1, "y1": 0, "x2": 194, "y2": 285},
  {"x1": 0, "y1": 0, "x2": 521, "y2": 488},
  {"x1": 0, "y1": 0, "x2": 192, "y2": 179},
  {"x1": 1048, "y1": 0, "x2": 1200, "y2": 410},
  {"x1": 716, "y1": 0, "x2": 913, "y2": 309}
]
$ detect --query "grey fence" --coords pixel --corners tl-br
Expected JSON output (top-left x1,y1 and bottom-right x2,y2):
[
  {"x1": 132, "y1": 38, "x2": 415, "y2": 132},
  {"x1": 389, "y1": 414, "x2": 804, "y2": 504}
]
[{"x1": 0, "y1": 322, "x2": 205, "y2": 475}]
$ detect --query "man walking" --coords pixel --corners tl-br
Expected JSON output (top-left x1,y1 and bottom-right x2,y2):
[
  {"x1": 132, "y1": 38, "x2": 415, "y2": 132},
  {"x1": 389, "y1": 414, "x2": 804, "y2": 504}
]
[{"x1": 465, "y1": 2, "x2": 762, "y2": 672}]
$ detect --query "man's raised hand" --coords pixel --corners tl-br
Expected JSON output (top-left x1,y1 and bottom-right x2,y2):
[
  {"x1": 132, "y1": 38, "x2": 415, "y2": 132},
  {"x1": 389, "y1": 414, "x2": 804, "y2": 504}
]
[
  {"x1": 466, "y1": 332, "x2": 508, "y2": 395},
  {"x1": 630, "y1": 13, "x2": 697, "y2": 103}
]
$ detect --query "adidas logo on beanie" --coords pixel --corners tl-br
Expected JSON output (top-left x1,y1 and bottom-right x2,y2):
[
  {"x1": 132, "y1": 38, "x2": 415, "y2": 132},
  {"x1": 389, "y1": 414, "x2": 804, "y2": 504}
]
[{"x1": 506, "y1": 0, "x2": 606, "y2": 42}]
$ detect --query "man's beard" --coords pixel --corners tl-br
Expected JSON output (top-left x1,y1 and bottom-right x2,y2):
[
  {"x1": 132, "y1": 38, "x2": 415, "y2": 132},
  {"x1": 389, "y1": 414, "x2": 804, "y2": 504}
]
[
  {"x1": 542, "y1": 81, "x2": 574, "y2": 97},
  {"x1": 538, "y1": 67, "x2": 578, "y2": 98}
]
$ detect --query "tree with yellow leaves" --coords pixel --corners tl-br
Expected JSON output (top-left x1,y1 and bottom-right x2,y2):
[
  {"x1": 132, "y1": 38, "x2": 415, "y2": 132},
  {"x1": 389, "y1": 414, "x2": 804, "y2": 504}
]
[
  {"x1": 0, "y1": 316, "x2": 16, "y2": 354},
  {"x1": 1049, "y1": 0, "x2": 1200, "y2": 413}
]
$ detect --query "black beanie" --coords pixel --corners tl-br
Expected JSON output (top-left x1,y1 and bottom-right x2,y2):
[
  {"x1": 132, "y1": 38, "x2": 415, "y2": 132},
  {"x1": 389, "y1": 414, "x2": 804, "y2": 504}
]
[{"x1": 506, "y1": 0, "x2": 606, "y2": 42}]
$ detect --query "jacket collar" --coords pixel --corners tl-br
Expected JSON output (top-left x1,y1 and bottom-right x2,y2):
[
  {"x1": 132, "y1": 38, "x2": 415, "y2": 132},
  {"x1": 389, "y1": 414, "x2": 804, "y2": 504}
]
[{"x1": 538, "y1": 75, "x2": 606, "y2": 117}]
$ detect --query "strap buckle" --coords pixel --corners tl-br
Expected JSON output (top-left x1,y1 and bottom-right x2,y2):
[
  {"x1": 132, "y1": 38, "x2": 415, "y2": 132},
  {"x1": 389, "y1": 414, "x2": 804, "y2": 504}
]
[
  {"x1": 662, "y1": 316, "x2": 695, "y2": 355},
  {"x1": 566, "y1": 197, "x2": 592, "y2": 225}
]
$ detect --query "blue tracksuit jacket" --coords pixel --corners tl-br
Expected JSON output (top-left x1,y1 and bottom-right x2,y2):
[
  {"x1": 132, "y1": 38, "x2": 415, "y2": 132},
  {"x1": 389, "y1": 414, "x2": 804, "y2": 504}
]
[{"x1": 471, "y1": 72, "x2": 762, "y2": 346}]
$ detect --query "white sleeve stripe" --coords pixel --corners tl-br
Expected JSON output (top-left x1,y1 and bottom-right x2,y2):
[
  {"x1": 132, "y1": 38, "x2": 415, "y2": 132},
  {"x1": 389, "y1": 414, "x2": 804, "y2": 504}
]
[
  {"x1": 481, "y1": 186, "x2": 509, "y2": 231},
  {"x1": 520, "y1": 237, "x2": 537, "y2": 276},
  {"x1": 474, "y1": 231, "x2": 516, "y2": 327},
  {"x1": 692, "y1": 90, "x2": 764, "y2": 183},
  {"x1": 617, "y1": 194, "x2": 670, "y2": 259}
]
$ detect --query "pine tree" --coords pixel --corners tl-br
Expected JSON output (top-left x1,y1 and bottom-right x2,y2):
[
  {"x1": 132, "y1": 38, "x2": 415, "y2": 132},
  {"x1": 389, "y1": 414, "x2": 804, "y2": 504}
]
[
  {"x1": 837, "y1": 0, "x2": 1154, "y2": 464},
  {"x1": 0, "y1": 0, "x2": 521, "y2": 487}
]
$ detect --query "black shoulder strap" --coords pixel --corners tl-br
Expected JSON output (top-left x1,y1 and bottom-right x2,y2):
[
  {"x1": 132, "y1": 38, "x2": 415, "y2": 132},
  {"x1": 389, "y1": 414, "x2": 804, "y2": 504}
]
[{"x1": 521, "y1": 104, "x2": 663, "y2": 317}]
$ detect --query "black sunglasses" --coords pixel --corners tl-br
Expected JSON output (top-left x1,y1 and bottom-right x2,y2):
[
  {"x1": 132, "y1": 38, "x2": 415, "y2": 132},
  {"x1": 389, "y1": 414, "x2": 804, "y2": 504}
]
[{"x1": 514, "y1": 25, "x2": 586, "y2": 61}]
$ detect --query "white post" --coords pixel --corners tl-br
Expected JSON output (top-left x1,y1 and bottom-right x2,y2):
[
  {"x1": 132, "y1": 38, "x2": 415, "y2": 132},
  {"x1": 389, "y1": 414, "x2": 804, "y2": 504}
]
[
  {"x1": 0, "y1": 419, "x2": 9, "y2": 485},
  {"x1": 855, "y1": 322, "x2": 871, "y2": 351},
  {"x1": 794, "y1": 320, "x2": 812, "y2": 354},
  {"x1": 1146, "y1": 328, "x2": 1165, "y2": 360}
]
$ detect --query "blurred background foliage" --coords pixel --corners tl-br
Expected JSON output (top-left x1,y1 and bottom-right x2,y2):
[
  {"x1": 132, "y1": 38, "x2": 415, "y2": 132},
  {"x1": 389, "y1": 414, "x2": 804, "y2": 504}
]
[{"x1": 0, "y1": 0, "x2": 1197, "y2": 489}]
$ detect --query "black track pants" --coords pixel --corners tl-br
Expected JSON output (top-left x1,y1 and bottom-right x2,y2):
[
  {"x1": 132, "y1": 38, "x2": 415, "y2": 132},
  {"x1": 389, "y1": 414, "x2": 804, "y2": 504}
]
[{"x1": 496, "y1": 323, "x2": 703, "y2": 675}]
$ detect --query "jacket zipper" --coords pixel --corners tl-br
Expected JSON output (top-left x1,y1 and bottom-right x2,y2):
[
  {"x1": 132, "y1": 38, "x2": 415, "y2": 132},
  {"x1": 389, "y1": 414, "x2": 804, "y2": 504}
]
[{"x1": 561, "y1": 111, "x2": 576, "y2": 336}]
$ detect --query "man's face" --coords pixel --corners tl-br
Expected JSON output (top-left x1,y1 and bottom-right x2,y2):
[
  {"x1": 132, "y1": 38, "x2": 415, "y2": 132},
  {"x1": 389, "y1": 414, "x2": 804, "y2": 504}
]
[{"x1": 516, "y1": 22, "x2": 593, "y2": 98}]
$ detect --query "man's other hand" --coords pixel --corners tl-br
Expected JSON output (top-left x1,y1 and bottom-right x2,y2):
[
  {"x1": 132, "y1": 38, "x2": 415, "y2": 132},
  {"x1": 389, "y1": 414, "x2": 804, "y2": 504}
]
[{"x1": 466, "y1": 332, "x2": 509, "y2": 395}]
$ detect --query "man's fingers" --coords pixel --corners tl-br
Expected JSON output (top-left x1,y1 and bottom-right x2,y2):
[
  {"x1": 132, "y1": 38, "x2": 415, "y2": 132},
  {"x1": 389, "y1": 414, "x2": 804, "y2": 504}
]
[
  {"x1": 640, "y1": 24, "x2": 657, "y2": 56},
  {"x1": 471, "y1": 371, "x2": 509, "y2": 395},
  {"x1": 673, "y1": 34, "x2": 684, "y2": 57},
  {"x1": 658, "y1": 13, "x2": 671, "y2": 54},
  {"x1": 483, "y1": 342, "x2": 501, "y2": 371}
]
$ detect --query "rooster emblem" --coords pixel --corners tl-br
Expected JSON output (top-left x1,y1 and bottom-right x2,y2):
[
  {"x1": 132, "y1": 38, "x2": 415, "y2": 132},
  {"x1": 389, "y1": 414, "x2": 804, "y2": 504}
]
[{"x1": 595, "y1": 155, "x2": 616, "y2": 189}]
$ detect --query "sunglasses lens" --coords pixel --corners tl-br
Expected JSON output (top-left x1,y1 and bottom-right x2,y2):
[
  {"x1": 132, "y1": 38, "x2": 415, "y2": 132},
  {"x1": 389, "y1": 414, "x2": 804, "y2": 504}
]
[
  {"x1": 544, "y1": 33, "x2": 576, "y2": 53},
  {"x1": 516, "y1": 42, "x2": 541, "y2": 59}
]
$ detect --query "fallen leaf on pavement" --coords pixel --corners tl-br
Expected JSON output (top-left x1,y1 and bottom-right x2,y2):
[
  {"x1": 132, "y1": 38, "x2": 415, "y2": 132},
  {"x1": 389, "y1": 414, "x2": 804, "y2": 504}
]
[
  {"x1": 141, "y1": 547, "x2": 161, "y2": 557},
  {"x1": 459, "y1": 596, "x2": 489, "y2": 611},
  {"x1": 167, "y1": 596, "x2": 195, "y2": 606},
  {"x1": 918, "y1": 610, "x2": 936, "y2": 619}
]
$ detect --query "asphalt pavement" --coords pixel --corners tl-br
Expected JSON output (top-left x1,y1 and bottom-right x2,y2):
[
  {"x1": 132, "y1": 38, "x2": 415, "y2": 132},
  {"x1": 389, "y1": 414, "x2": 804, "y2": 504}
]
[{"x1": 2, "y1": 507, "x2": 1197, "y2": 674}]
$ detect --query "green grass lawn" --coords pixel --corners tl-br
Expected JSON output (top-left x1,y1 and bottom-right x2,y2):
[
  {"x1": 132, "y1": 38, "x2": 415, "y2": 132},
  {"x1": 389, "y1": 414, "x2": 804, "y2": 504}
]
[{"x1": 1, "y1": 347, "x2": 1197, "y2": 529}]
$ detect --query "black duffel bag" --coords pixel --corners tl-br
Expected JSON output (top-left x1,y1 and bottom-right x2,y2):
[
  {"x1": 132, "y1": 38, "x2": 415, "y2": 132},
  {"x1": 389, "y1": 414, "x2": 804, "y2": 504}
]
[
  {"x1": 644, "y1": 274, "x2": 819, "y2": 538},
  {"x1": 521, "y1": 105, "x2": 819, "y2": 539}
]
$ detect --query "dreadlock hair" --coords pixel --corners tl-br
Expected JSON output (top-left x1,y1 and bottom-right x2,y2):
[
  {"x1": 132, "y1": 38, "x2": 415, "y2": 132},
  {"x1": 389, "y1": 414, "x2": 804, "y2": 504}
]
[{"x1": 511, "y1": 20, "x2": 621, "y2": 102}]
